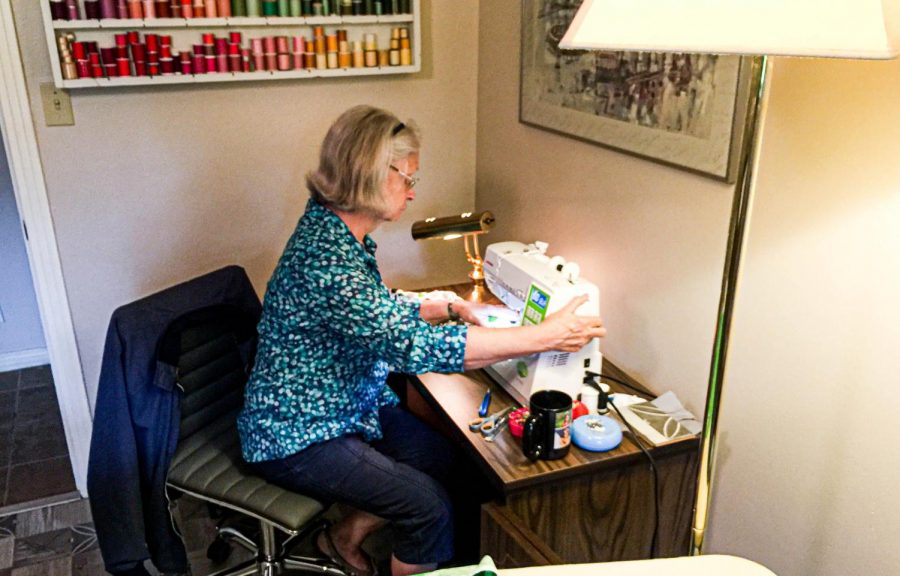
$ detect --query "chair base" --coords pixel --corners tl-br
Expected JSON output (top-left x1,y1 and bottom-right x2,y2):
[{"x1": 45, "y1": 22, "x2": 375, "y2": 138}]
[
  {"x1": 207, "y1": 517, "x2": 351, "y2": 576},
  {"x1": 206, "y1": 555, "x2": 348, "y2": 576}
]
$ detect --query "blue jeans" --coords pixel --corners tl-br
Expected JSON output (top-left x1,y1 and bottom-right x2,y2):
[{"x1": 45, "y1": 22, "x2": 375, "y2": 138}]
[{"x1": 252, "y1": 405, "x2": 455, "y2": 565}]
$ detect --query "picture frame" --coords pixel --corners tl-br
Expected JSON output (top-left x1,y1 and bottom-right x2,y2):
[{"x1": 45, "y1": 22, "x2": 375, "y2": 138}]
[{"x1": 520, "y1": 0, "x2": 752, "y2": 182}]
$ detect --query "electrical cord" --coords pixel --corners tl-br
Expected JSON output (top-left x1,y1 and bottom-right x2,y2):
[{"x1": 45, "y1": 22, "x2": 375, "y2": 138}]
[
  {"x1": 596, "y1": 372, "x2": 650, "y2": 397},
  {"x1": 605, "y1": 388, "x2": 661, "y2": 559}
]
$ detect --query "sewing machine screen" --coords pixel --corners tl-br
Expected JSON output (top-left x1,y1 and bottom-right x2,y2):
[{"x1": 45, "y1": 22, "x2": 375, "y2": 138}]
[{"x1": 523, "y1": 284, "x2": 550, "y2": 326}]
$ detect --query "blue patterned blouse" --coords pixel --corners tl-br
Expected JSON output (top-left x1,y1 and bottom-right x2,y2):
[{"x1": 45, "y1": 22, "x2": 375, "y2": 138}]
[{"x1": 238, "y1": 199, "x2": 468, "y2": 463}]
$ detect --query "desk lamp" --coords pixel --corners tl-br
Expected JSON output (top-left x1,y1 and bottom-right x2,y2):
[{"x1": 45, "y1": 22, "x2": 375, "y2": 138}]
[
  {"x1": 560, "y1": 0, "x2": 898, "y2": 556},
  {"x1": 411, "y1": 211, "x2": 495, "y2": 298}
]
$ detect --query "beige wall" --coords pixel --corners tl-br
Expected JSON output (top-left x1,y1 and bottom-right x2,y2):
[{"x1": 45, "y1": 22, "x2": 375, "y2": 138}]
[
  {"x1": 476, "y1": 0, "x2": 733, "y2": 414},
  {"x1": 14, "y1": 0, "x2": 900, "y2": 573},
  {"x1": 706, "y1": 57, "x2": 900, "y2": 576},
  {"x1": 12, "y1": 0, "x2": 479, "y2": 406}
]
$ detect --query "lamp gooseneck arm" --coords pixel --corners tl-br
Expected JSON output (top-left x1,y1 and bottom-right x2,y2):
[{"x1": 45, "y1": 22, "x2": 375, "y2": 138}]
[{"x1": 691, "y1": 54, "x2": 772, "y2": 556}]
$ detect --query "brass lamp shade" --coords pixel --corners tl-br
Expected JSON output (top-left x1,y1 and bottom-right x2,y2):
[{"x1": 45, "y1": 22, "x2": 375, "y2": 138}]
[
  {"x1": 411, "y1": 211, "x2": 495, "y2": 241},
  {"x1": 411, "y1": 211, "x2": 496, "y2": 297}
]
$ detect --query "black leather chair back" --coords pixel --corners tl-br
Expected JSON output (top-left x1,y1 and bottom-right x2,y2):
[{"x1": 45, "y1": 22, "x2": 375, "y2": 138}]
[{"x1": 158, "y1": 304, "x2": 257, "y2": 439}]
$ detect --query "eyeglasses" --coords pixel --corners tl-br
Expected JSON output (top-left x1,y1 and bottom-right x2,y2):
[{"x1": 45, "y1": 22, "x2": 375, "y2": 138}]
[{"x1": 389, "y1": 165, "x2": 419, "y2": 190}]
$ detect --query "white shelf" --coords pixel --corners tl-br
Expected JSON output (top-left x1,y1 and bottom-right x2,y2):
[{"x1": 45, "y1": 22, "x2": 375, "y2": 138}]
[
  {"x1": 58, "y1": 65, "x2": 418, "y2": 89},
  {"x1": 43, "y1": 0, "x2": 421, "y2": 89},
  {"x1": 51, "y1": 14, "x2": 414, "y2": 30}
]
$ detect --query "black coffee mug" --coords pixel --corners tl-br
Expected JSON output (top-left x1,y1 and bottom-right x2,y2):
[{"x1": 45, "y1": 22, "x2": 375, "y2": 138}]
[{"x1": 522, "y1": 390, "x2": 573, "y2": 461}]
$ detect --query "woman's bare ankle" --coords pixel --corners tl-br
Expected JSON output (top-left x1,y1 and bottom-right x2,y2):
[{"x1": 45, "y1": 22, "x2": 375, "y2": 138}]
[{"x1": 317, "y1": 528, "x2": 369, "y2": 572}]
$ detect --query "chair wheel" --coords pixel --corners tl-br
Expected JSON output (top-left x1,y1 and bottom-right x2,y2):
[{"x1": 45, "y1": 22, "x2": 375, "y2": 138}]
[{"x1": 207, "y1": 536, "x2": 232, "y2": 563}]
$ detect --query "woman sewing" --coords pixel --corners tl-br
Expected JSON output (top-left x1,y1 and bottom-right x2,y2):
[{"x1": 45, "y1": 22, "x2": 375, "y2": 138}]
[{"x1": 237, "y1": 105, "x2": 606, "y2": 576}]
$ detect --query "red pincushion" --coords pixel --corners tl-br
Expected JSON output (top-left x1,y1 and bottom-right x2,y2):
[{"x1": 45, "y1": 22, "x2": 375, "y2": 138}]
[{"x1": 508, "y1": 408, "x2": 530, "y2": 438}]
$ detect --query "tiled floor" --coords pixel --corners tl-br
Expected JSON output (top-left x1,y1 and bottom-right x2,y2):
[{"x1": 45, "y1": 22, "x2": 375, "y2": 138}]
[
  {"x1": 0, "y1": 496, "x2": 262, "y2": 576},
  {"x1": 0, "y1": 498, "x2": 100, "y2": 576},
  {"x1": 0, "y1": 366, "x2": 77, "y2": 509},
  {"x1": 0, "y1": 495, "x2": 390, "y2": 576}
]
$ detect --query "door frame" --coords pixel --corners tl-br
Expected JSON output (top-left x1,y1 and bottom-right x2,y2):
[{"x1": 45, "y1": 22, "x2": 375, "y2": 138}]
[{"x1": 0, "y1": 2, "x2": 92, "y2": 497}]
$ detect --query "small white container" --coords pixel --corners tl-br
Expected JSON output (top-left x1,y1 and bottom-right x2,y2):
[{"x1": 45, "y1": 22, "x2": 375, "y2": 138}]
[{"x1": 579, "y1": 385, "x2": 599, "y2": 414}]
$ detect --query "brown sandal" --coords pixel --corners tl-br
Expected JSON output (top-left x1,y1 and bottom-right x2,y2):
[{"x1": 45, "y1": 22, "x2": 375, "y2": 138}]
[{"x1": 316, "y1": 525, "x2": 379, "y2": 576}]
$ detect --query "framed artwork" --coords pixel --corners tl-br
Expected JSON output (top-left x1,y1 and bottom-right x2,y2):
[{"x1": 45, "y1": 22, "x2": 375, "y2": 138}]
[{"x1": 520, "y1": 0, "x2": 752, "y2": 182}]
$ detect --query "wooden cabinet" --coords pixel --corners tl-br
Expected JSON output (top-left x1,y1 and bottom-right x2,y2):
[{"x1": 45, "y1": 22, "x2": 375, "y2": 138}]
[
  {"x1": 411, "y1": 370, "x2": 698, "y2": 567},
  {"x1": 480, "y1": 503, "x2": 562, "y2": 568}
]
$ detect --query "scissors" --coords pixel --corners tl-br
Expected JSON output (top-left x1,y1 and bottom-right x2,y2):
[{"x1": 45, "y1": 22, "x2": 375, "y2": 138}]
[
  {"x1": 482, "y1": 416, "x2": 509, "y2": 442},
  {"x1": 469, "y1": 406, "x2": 513, "y2": 437}
]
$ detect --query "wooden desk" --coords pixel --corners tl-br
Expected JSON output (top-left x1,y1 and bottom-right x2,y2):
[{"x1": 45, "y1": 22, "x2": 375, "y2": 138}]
[{"x1": 404, "y1": 283, "x2": 699, "y2": 568}]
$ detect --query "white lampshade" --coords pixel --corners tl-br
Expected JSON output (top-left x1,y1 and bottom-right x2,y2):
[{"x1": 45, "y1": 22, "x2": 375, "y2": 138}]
[{"x1": 560, "y1": 0, "x2": 900, "y2": 59}]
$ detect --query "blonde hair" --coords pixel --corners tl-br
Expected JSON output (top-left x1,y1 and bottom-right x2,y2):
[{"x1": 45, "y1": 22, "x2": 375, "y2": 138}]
[{"x1": 307, "y1": 105, "x2": 421, "y2": 216}]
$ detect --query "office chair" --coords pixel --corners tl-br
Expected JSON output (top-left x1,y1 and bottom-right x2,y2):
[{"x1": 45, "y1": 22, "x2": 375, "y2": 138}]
[{"x1": 161, "y1": 303, "x2": 349, "y2": 576}]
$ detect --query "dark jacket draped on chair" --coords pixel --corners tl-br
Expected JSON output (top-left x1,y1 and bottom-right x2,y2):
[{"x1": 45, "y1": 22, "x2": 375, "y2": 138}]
[{"x1": 87, "y1": 266, "x2": 261, "y2": 575}]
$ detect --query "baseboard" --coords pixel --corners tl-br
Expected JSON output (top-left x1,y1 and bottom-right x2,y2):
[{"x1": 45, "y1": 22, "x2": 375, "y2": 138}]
[
  {"x1": 0, "y1": 348, "x2": 50, "y2": 372},
  {"x1": 0, "y1": 491, "x2": 81, "y2": 518}
]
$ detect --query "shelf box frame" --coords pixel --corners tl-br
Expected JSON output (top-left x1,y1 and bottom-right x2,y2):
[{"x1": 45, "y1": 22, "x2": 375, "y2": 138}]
[{"x1": 40, "y1": 0, "x2": 421, "y2": 89}]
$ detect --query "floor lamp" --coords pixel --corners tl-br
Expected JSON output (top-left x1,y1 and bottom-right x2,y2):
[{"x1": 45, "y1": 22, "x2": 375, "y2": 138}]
[{"x1": 560, "y1": 0, "x2": 899, "y2": 556}]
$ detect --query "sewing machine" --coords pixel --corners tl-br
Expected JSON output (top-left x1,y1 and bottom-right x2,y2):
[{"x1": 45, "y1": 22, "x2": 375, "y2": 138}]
[{"x1": 481, "y1": 241, "x2": 603, "y2": 406}]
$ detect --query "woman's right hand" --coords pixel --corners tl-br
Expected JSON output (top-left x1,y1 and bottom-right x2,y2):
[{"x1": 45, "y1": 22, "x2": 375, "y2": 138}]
[
  {"x1": 462, "y1": 294, "x2": 607, "y2": 370},
  {"x1": 537, "y1": 295, "x2": 607, "y2": 352}
]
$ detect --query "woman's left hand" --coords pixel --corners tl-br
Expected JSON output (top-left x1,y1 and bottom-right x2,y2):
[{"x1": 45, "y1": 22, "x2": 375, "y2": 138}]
[{"x1": 449, "y1": 301, "x2": 506, "y2": 326}]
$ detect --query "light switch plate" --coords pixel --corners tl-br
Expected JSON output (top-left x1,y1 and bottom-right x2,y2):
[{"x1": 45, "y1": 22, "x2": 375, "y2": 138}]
[{"x1": 40, "y1": 83, "x2": 75, "y2": 126}]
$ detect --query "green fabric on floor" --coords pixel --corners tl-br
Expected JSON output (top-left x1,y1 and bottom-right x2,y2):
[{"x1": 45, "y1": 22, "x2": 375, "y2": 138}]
[{"x1": 421, "y1": 555, "x2": 498, "y2": 576}]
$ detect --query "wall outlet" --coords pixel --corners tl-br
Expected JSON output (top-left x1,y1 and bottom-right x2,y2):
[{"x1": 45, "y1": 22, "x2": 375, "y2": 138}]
[{"x1": 40, "y1": 83, "x2": 75, "y2": 126}]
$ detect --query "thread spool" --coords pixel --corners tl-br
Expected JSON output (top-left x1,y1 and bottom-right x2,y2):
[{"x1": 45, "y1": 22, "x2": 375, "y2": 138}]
[
  {"x1": 66, "y1": 0, "x2": 81, "y2": 19},
  {"x1": 100, "y1": 0, "x2": 116, "y2": 18},
  {"x1": 50, "y1": 0, "x2": 67, "y2": 21},
  {"x1": 84, "y1": 1, "x2": 101, "y2": 18},
  {"x1": 338, "y1": 40, "x2": 350, "y2": 67},
  {"x1": 579, "y1": 386, "x2": 599, "y2": 415},
  {"x1": 351, "y1": 40, "x2": 363, "y2": 67},
  {"x1": 399, "y1": 36, "x2": 410, "y2": 66}
]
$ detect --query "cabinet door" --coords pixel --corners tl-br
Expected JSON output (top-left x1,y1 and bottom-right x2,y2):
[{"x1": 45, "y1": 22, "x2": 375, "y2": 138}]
[{"x1": 480, "y1": 503, "x2": 563, "y2": 569}]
